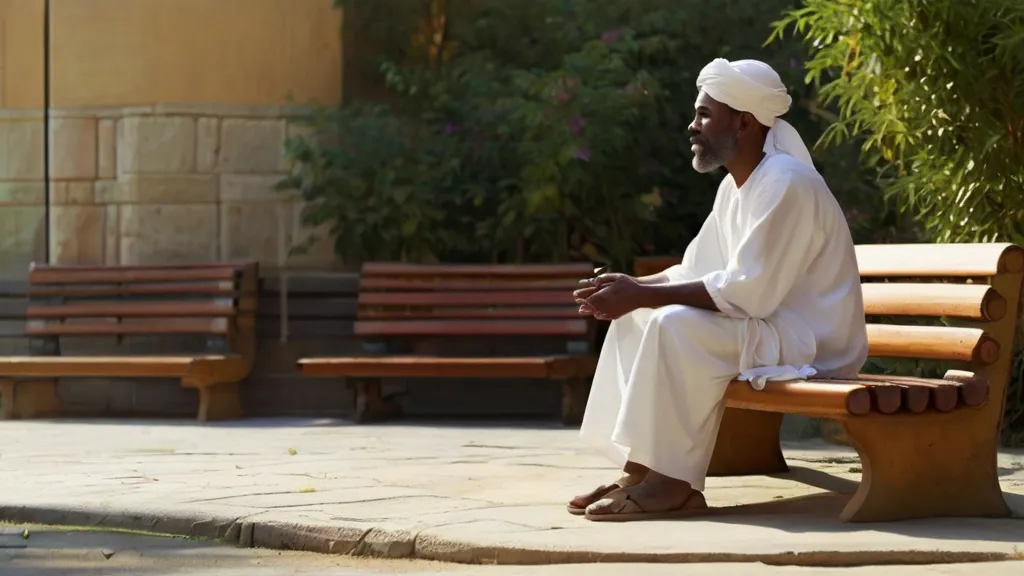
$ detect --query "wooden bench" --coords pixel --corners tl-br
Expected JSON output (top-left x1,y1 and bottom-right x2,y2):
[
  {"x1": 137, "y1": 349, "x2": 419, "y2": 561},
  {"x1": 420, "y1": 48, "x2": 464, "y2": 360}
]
[
  {"x1": 635, "y1": 243, "x2": 1024, "y2": 522},
  {"x1": 297, "y1": 262, "x2": 598, "y2": 424},
  {"x1": 0, "y1": 262, "x2": 259, "y2": 422}
]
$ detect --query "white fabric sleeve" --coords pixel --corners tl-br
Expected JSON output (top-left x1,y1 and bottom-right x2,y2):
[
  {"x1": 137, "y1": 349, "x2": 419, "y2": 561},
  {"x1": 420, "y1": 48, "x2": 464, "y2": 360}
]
[
  {"x1": 664, "y1": 212, "x2": 722, "y2": 283},
  {"x1": 701, "y1": 174, "x2": 823, "y2": 319}
]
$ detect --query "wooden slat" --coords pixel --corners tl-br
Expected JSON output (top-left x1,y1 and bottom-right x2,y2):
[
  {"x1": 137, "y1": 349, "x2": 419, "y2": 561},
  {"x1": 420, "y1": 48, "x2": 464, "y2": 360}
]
[
  {"x1": 29, "y1": 267, "x2": 239, "y2": 285},
  {"x1": 27, "y1": 301, "x2": 236, "y2": 319},
  {"x1": 867, "y1": 324, "x2": 999, "y2": 364},
  {"x1": 854, "y1": 373, "x2": 966, "y2": 412},
  {"x1": 29, "y1": 261, "x2": 254, "y2": 272},
  {"x1": 28, "y1": 281, "x2": 237, "y2": 298},
  {"x1": 358, "y1": 291, "x2": 574, "y2": 307},
  {"x1": 942, "y1": 369, "x2": 990, "y2": 407},
  {"x1": 354, "y1": 319, "x2": 589, "y2": 337},
  {"x1": 359, "y1": 278, "x2": 584, "y2": 291},
  {"x1": 724, "y1": 380, "x2": 872, "y2": 417},
  {"x1": 297, "y1": 356, "x2": 594, "y2": 379},
  {"x1": 861, "y1": 283, "x2": 1006, "y2": 321},
  {"x1": 27, "y1": 317, "x2": 230, "y2": 336},
  {"x1": 362, "y1": 262, "x2": 595, "y2": 278},
  {"x1": 0, "y1": 355, "x2": 228, "y2": 377},
  {"x1": 856, "y1": 243, "x2": 1024, "y2": 277},
  {"x1": 359, "y1": 307, "x2": 581, "y2": 320}
]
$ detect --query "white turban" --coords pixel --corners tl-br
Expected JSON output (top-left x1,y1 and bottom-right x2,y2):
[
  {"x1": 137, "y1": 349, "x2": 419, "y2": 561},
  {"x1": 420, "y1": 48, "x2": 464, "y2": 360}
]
[{"x1": 696, "y1": 58, "x2": 814, "y2": 168}]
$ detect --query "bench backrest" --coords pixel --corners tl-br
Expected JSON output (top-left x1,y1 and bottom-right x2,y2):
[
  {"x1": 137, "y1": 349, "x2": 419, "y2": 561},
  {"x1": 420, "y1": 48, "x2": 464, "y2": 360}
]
[
  {"x1": 26, "y1": 262, "x2": 259, "y2": 359},
  {"x1": 355, "y1": 262, "x2": 596, "y2": 353},
  {"x1": 635, "y1": 243, "x2": 1024, "y2": 430}
]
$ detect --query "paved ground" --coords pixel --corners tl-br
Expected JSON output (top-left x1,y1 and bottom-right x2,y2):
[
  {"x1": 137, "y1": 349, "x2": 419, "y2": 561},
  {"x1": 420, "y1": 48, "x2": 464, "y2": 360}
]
[
  {"x1": 4, "y1": 525, "x2": 1024, "y2": 576},
  {"x1": 0, "y1": 418, "x2": 1022, "y2": 567}
]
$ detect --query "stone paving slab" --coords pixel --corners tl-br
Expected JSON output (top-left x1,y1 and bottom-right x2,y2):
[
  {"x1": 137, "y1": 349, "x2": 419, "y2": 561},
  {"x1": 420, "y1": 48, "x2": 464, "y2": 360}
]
[{"x1": 0, "y1": 418, "x2": 1022, "y2": 566}]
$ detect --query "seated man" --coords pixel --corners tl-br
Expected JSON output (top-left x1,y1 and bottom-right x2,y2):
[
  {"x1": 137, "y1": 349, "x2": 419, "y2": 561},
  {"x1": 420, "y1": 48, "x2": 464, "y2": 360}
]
[{"x1": 569, "y1": 58, "x2": 869, "y2": 522}]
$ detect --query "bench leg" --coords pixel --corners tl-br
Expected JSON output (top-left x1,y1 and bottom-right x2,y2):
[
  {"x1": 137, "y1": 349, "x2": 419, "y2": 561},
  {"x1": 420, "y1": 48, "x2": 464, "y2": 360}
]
[
  {"x1": 0, "y1": 379, "x2": 60, "y2": 420},
  {"x1": 196, "y1": 382, "x2": 244, "y2": 423},
  {"x1": 840, "y1": 411, "x2": 1010, "y2": 522},
  {"x1": 351, "y1": 378, "x2": 402, "y2": 424},
  {"x1": 707, "y1": 408, "x2": 788, "y2": 476},
  {"x1": 561, "y1": 377, "x2": 589, "y2": 426}
]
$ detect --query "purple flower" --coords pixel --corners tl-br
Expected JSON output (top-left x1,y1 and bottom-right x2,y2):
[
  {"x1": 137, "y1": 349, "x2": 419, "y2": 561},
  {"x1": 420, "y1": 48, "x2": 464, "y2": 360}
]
[
  {"x1": 444, "y1": 122, "x2": 461, "y2": 135},
  {"x1": 601, "y1": 28, "x2": 624, "y2": 45},
  {"x1": 568, "y1": 116, "x2": 585, "y2": 135},
  {"x1": 574, "y1": 148, "x2": 591, "y2": 162}
]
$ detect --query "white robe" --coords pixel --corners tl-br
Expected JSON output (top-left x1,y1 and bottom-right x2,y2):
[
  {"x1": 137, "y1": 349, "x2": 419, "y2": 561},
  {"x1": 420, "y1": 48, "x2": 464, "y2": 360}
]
[{"x1": 579, "y1": 152, "x2": 869, "y2": 491}]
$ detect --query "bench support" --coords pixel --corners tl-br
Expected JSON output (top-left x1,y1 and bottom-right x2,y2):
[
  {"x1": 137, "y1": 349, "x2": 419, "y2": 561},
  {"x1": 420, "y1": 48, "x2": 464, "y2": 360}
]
[
  {"x1": 561, "y1": 377, "x2": 589, "y2": 426},
  {"x1": 0, "y1": 379, "x2": 60, "y2": 420},
  {"x1": 840, "y1": 410, "x2": 1010, "y2": 522},
  {"x1": 351, "y1": 378, "x2": 402, "y2": 424},
  {"x1": 194, "y1": 381, "x2": 244, "y2": 423},
  {"x1": 707, "y1": 408, "x2": 788, "y2": 476}
]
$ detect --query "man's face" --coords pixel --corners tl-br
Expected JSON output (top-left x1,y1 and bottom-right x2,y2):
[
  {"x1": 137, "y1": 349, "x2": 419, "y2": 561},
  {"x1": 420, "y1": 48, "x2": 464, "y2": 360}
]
[{"x1": 688, "y1": 91, "x2": 739, "y2": 173}]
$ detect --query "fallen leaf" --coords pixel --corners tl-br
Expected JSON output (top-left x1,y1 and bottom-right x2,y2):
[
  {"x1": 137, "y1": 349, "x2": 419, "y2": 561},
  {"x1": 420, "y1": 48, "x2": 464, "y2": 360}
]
[{"x1": 288, "y1": 448, "x2": 297, "y2": 456}]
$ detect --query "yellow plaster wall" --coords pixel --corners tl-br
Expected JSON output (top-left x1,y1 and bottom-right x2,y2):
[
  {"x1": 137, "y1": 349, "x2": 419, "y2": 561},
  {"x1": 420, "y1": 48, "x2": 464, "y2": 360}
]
[
  {"x1": 50, "y1": 0, "x2": 343, "y2": 108},
  {"x1": 0, "y1": 0, "x2": 46, "y2": 109}
]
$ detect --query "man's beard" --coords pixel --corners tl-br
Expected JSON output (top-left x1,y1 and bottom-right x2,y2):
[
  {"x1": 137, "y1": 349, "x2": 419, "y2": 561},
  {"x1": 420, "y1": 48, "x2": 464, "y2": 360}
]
[{"x1": 691, "y1": 133, "x2": 738, "y2": 173}]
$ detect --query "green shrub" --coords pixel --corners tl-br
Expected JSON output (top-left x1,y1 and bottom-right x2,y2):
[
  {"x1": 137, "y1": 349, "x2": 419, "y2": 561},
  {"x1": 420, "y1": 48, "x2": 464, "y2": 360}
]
[{"x1": 279, "y1": 0, "x2": 887, "y2": 270}]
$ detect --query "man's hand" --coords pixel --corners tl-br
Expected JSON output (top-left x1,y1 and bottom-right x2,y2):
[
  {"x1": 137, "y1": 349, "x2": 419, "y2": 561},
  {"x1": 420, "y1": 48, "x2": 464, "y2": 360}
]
[{"x1": 574, "y1": 273, "x2": 647, "y2": 321}]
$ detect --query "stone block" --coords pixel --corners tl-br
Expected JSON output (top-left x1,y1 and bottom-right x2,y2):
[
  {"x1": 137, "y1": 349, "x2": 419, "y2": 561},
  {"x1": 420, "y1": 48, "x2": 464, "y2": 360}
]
[
  {"x1": 49, "y1": 117, "x2": 98, "y2": 180},
  {"x1": 217, "y1": 119, "x2": 286, "y2": 173},
  {"x1": 118, "y1": 204, "x2": 218, "y2": 264},
  {"x1": 50, "y1": 205, "x2": 105, "y2": 265},
  {"x1": 104, "y1": 204, "x2": 120, "y2": 265},
  {"x1": 50, "y1": 181, "x2": 95, "y2": 205},
  {"x1": 117, "y1": 116, "x2": 196, "y2": 174},
  {"x1": 97, "y1": 119, "x2": 117, "y2": 178},
  {"x1": 220, "y1": 200, "x2": 289, "y2": 263},
  {"x1": 0, "y1": 119, "x2": 45, "y2": 180},
  {"x1": 219, "y1": 174, "x2": 287, "y2": 202},
  {"x1": 0, "y1": 206, "x2": 45, "y2": 278},
  {"x1": 97, "y1": 174, "x2": 218, "y2": 204},
  {"x1": 196, "y1": 117, "x2": 219, "y2": 173},
  {"x1": 0, "y1": 182, "x2": 45, "y2": 206}
]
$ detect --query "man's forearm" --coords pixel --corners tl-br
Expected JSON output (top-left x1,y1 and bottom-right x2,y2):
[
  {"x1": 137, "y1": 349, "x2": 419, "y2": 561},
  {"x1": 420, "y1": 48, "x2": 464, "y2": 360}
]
[{"x1": 638, "y1": 280, "x2": 719, "y2": 312}]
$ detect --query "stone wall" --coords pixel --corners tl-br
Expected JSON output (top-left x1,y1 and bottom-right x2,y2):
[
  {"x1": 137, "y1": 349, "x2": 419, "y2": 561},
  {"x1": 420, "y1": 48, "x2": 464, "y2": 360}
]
[{"x1": 45, "y1": 104, "x2": 336, "y2": 270}]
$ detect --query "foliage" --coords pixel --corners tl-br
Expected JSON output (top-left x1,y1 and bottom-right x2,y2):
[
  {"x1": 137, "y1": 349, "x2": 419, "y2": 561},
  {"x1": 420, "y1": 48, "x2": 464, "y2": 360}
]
[
  {"x1": 280, "y1": 0, "x2": 888, "y2": 269},
  {"x1": 771, "y1": 0, "x2": 1024, "y2": 442}
]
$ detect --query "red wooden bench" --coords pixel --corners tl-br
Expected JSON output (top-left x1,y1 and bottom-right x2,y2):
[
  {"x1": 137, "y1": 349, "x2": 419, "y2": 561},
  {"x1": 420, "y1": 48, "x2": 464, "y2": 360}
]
[
  {"x1": 0, "y1": 262, "x2": 258, "y2": 422},
  {"x1": 636, "y1": 243, "x2": 1023, "y2": 522},
  {"x1": 297, "y1": 262, "x2": 598, "y2": 424}
]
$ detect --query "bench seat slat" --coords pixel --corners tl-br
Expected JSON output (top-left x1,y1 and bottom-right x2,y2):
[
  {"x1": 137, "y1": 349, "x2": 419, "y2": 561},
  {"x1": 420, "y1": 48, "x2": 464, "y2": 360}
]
[
  {"x1": 724, "y1": 380, "x2": 872, "y2": 417},
  {"x1": 359, "y1": 278, "x2": 583, "y2": 291},
  {"x1": 298, "y1": 356, "x2": 597, "y2": 379},
  {"x1": 0, "y1": 355, "x2": 239, "y2": 378},
  {"x1": 861, "y1": 283, "x2": 1005, "y2": 321},
  {"x1": 354, "y1": 319, "x2": 589, "y2": 337}
]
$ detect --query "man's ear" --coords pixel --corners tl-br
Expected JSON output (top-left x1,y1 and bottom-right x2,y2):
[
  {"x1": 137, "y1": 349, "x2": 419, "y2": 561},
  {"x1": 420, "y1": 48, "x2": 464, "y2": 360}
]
[{"x1": 737, "y1": 111, "x2": 756, "y2": 134}]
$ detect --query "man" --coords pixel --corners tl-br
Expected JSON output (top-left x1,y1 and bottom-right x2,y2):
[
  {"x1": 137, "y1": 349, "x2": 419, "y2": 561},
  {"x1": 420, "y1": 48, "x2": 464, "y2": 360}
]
[{"x1": 568, "y1": 58, "x2": 869, "y2": 522}]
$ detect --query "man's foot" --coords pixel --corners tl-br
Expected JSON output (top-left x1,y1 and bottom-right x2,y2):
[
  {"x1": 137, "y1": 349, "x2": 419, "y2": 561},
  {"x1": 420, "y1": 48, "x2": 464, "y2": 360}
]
[
  {"x1": 566, "y1": 474, "x2": 643, "y2": 515},
  {"x1": 583, "y1": 478, "x2": 708, "y2": 522}
]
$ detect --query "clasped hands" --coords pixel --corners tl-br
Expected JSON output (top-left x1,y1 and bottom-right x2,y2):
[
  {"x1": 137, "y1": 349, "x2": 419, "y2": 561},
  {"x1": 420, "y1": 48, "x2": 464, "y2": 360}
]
[{"x1": 573, "y1": 270, "x2": 647, "y2": 321}]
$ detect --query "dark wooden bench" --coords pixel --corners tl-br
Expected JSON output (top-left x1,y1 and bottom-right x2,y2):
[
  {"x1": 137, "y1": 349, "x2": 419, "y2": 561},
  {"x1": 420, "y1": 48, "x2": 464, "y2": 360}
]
[
  {"x1": 297, "y1": 262, "x2": 598, "y2": 424},
  {"x1": 636, "y1": 243, "x2": 1024, "y2": 522},
  {"x1": 0, "y1": 262, "x2": 259, "y2": 422}
]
